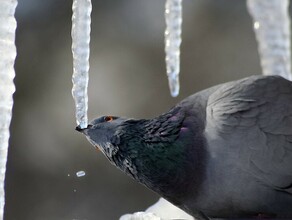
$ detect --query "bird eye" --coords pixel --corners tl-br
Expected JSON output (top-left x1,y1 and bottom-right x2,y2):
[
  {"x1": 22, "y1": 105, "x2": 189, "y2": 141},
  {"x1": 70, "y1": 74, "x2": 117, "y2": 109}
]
[{"x1": 104, "y1": 116, "x2": 114, "y2": 122}]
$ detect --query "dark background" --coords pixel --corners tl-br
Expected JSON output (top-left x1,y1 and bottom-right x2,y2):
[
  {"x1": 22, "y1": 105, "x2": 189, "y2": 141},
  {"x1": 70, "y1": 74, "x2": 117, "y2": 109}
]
[{"x1": 6, "y1": 0, "x2": 264, "y2": 219}]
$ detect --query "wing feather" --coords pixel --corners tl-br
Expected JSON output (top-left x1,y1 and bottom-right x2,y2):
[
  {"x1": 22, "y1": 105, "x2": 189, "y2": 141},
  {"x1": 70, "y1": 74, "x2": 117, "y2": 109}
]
[{"x1": 205, "y1": 75, "x2": 292, "y2": 193}]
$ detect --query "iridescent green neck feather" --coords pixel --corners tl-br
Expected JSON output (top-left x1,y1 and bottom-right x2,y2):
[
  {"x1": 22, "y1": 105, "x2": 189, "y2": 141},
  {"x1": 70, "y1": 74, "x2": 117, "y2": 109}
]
[{"x1": 110, "y1": 107, "x2": 207, "y2": 204}]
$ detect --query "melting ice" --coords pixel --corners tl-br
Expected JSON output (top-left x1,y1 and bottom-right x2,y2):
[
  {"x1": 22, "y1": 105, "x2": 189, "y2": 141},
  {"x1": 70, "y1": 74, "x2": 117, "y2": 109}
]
[
  {"x1": 247, "y1": 0, "x2": 291, "y2": 80},
  {"x1": 71, "y1": 0, "x2": 92, "y2": 128},
  {"x1": 165, "y1": 0, "x2": 183, "y2": 97},
  {"x1": 0, "y1": 0, "x2": 17, "y2": 219}
]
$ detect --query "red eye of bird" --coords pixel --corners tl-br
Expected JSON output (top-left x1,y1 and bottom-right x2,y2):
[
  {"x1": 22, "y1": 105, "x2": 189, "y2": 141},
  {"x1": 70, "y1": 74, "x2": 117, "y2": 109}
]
[{"x1": 104, "y1": 116, "x2": 114, "y2": 122}]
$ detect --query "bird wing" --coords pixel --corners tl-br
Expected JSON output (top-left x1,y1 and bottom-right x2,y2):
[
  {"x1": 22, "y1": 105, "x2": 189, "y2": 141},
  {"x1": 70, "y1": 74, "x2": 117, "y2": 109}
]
[{"x1": 205, "y1": 75, "x2": 292, "y2": 192}]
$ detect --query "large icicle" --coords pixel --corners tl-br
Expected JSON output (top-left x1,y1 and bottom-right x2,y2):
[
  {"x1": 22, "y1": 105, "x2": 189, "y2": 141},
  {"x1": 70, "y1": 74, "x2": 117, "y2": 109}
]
[
  {"x1": 165, "y1": 0, "x2": 182, "y2": 97},
  {"x1": 72, "y1": 0, "x2": 92, "y2": 129},
  {"x1": 247, "y1": 0, "x2": 291, "y2": 80},
  {"x1": 0, "y1": 0, "x2": 17, "y2": 219}
]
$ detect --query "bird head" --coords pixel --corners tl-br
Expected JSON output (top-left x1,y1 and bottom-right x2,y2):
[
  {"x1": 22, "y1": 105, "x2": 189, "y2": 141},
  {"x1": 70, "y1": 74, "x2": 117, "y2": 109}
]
[
  {"x1": 76, "y1": 115, "x2": 150, "y2": 180},
  {"x1": 76, "y1": 108, "x2": 203, "y2": 202},
  {"x1": 76, "y1": 115, "x2": 129, "y2": 162}
]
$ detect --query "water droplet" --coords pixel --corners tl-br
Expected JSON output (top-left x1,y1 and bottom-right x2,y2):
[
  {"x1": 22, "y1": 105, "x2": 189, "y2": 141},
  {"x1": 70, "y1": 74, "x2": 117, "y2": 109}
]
[{"x1": 76, "y1": 170, "x2": 86, "y2": 177}]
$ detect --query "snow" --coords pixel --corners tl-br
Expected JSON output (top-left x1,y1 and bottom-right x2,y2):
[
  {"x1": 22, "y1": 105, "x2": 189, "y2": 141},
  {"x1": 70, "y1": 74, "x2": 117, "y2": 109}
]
[{"x1": 120, "y1": 198, "x2": 193, "y2": 220}]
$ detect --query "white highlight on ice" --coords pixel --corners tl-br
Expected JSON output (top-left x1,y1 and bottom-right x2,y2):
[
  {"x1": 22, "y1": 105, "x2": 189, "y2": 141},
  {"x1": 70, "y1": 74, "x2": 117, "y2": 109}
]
[
  {"x1": 165, "y1": 0, "x2": 182, "y2": 97},
  {"x1": 76, "y1": 170, "x2": 86, "y2": 177},
  {"x1": 0, "y1": 0, "x2": 17, "y2": 219},
  {"x1": 247, "y1": 0, "x2": 292, "y2": 80},
  {"x1": 71, "y1": 0, "x2": 92, "y2": 129}
]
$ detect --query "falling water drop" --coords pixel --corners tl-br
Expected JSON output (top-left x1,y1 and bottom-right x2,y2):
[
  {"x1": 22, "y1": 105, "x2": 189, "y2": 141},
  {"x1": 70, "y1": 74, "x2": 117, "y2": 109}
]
[
  {"x1": 71, "y1": 0, "x2": 92, "y2": 128},
  {"x1": 76, "y1": 170, "x2": 86, "y2": 177},
  {"x1": 247, "y1": 0, "x2": 291, "y2": 80},
  {"x1": 164, "y1": 0, "x2": 182, "y2": 97}
]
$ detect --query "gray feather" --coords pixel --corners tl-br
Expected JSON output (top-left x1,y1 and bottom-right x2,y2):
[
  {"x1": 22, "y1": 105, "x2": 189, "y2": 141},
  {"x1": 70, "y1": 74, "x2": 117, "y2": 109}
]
[{"x1": 205, "y1": 75, "x2": 292, "y2": 193}]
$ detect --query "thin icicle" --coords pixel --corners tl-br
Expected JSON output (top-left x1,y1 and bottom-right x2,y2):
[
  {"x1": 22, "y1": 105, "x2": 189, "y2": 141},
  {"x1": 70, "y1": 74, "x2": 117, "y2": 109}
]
[
  {"x1": 72, "y1": 0, "x2": 92, "y2": 129},
  {"x1": 165, "y1": 0, "x2": 182, "y2": 97},
  {"x1": 0, "y1": 0, "x2": 17, "y2": 219},
  {"x1": 247, "y1": 0, "x2": 291, "y2": 80}
]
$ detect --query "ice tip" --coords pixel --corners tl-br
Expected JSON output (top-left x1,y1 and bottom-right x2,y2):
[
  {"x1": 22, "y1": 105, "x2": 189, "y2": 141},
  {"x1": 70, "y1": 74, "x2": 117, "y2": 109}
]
[
  {"x1": 168, "y1": 78, "x2": 180, "y2": 97},
  {"x1": 75, "y1": 125, "x2": 83, "y2": 132},
  {"x1": 75, "y1": 124, "x2": 92, "y2": 132},
  {"x1": 170, "y1": 87, "x2": 179, "y2": 97}
]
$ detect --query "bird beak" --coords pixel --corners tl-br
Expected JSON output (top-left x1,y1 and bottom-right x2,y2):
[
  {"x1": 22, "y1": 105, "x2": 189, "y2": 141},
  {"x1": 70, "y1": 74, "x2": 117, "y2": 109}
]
[
  {"x1": 75, "y1": 124, "x2": 93, "y2": 135},
  {"x1": 75, "y1": 124, "x2": 100, "y2": 152}
]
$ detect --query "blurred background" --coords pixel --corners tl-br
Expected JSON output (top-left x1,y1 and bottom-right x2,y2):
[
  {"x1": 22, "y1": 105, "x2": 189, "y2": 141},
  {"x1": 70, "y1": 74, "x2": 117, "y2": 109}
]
[{"x1": 5, "y1": 0, "x2": 264, "y2": 219}]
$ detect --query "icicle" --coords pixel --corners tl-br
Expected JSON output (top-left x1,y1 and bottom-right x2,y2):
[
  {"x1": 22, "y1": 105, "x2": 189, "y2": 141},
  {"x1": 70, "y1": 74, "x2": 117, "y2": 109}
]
[
  {"x1": 247, "y1": 0, "x2": 291, "y2": 80},
  {"x1": 72, "y1": 0, "x2": 92, "y2": 129},
  {"x1": 165, "y1": 0, "x2": 182, "y2": 97},
  {"x1": 0, "y1": 0, "x2": 17, "y2": 219}
]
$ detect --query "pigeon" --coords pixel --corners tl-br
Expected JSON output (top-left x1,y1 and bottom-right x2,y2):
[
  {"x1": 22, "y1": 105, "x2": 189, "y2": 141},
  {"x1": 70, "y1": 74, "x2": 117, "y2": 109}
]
[{"x1": 76, "y1": 75, "x2": 292, "y2": 219}]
